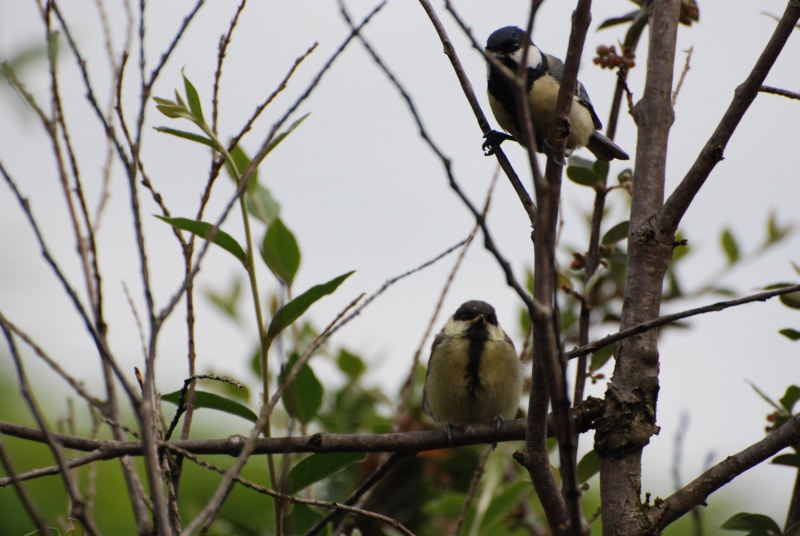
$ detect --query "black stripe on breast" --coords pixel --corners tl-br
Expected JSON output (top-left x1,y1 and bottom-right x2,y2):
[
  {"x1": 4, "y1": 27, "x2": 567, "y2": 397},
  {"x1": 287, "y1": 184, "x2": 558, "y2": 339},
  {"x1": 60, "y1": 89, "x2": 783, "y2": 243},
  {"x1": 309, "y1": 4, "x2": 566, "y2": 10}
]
[
  {"x1": 487, "y1": 54, "x2": 548, "y2": 142},
  {"x1": 464, "y1": 323, "x2": 490, "y2": 400}
]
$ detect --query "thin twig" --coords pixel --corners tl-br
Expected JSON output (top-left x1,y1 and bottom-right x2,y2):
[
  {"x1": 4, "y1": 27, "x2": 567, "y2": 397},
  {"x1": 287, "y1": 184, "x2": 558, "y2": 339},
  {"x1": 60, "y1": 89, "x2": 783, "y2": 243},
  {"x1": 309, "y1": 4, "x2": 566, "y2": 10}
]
[
  {"x1": 305, "y1": 453, "x2": 406, "y2": 535},
  {"x1": 454, "y1": 446, "x2": 492, "y2": 534},
  {"x1": 0, "y1": 163, "x2": 138, "y2": 402},
  {"x1": 0, "y1": 312, "x2": 105, "y2": 410},
  {"x1": 429, "y1": 0, "x2": 538, "y2": 227},
  {"x1": 0, "y1": 436, "x2": 50, "y2": 534},
  {"x1": 672, "y1": 46, "x2": 693, "y2": 106},
  {"x1": 158, "y1": 5, "x2": 384, "y2": 325},
  {"x1": 1, "y1": 321, "x2": 101, "y2": 535},
  {"x1": 268, "y1": 295, "x2": 364, "y2": 414},
  {"x1": 759, "y1": 85, "x2": 800, "y2": 100},
  {"x1": 211, "y1": 0, "x2": 247, "y2": 133},
  {"x1": 166, "y1": 445, "x2": 415, "y2": 536},
  {"x1": 567, "y1": 282, "x2": 800, "y2": 360}
]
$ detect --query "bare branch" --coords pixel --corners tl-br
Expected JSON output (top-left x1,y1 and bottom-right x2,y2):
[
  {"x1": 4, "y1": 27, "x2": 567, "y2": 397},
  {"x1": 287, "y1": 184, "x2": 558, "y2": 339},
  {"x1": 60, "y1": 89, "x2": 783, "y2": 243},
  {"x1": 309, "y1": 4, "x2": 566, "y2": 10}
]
[
  {"x1": 0, "y1": 436, "x2": 50, "y2": 534},
  {"x1": 661, "y1": 0, "x2": 800, "y2": 233},
  {"x1": 0, "y1": 402, "x2": 604, "y2": 477},
  {"x1": 0, "y1": 163, "x2": 139, "y2": 402},
  {"x1": 1, "y1": 321, "x2": 101, "y2": 535},
  {"x1": 305, "y1": 453, "x2": 405, "y2": 535},
  {"x1": 649, "y1": 412, "x2": 800, "y2": 531},
  {"x1": 419, "y1": 0, "x2": 537, "y2": 227},
  {"x1": 567, "y1": 282, "x2": 800, "y2": 360},
  {"x1": 760, "y1": 85, "x2": 800, "y2": 101}
]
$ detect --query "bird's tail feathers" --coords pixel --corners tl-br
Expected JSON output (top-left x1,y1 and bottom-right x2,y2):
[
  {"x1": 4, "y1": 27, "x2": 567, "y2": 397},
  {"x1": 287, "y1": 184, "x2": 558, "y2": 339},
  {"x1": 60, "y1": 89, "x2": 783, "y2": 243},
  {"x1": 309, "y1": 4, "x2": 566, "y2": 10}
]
[{"x1": 586, "y1": 131, "x2": 630, "y2": 161}]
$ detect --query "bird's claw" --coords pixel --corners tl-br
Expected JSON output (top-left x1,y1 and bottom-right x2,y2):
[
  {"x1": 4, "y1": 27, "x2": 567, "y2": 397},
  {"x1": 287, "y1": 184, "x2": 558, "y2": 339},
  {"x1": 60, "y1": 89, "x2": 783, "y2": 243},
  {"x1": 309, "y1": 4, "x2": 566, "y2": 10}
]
[
  {"x1": 482, "y1": 130, "x2": 514, "y2": 156},
  {"x1": 491, "y1": 415, "x2": 504, "y2": 430},
  {"x1": 444, "y1": 423, "x2": 455, "y2": 444}
]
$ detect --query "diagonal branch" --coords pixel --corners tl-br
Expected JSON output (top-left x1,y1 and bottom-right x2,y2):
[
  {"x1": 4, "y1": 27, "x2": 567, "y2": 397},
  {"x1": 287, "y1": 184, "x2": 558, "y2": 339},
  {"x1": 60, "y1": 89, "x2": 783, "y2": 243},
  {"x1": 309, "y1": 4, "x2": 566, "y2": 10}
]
[
  {"x1": 566, "y1": 282, "x2": 800, "y2": 360},
  {"x1": 660, "y1": 0, "x2": 800, "y2": 233},
  {"x1": 649, "y1": 412, "x2": 800, "y2": 531},
  {"x1": 419, "y1": 0, "x2": 537, "y2": 228}
]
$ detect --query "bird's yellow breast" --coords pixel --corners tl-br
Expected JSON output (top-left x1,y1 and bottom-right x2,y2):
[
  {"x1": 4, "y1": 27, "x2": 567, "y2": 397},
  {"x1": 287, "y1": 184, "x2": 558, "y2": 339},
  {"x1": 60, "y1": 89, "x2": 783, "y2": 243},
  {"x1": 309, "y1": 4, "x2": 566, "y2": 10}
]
[
  {"x1": 424, "y1": 334, "x2": 522, "y2": 426},
  {"x1": 529, "y1": 74, "x2": 595, "y2": 152},
  {"x1": 489, "y1": 74, "x2": 595, "y2": 154}
]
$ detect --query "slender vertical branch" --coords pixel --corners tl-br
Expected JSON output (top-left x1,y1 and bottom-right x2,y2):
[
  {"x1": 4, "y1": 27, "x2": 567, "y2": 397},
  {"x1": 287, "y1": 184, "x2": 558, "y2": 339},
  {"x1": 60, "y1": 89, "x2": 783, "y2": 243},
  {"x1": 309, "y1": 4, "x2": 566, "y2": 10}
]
[
  {"x1": 2, "y1": 323, "x2": 101, "y2": 535},
  {"x1": 0, "y1": 436, "x2": 50, "y2": 534},
  {"x1": 595, "y1": 1, "x2": 680, "y2": 534},
  {"x1": 526, "y1": 2, "x2": 594, "y2": 533}
]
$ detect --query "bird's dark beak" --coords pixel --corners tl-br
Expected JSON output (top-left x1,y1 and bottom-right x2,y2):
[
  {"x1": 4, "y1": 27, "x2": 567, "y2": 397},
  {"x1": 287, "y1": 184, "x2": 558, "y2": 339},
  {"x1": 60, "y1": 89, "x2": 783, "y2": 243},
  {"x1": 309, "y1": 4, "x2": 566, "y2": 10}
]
[{"x1": 470, "y1": 314, "x2": 487, "y2": 327}]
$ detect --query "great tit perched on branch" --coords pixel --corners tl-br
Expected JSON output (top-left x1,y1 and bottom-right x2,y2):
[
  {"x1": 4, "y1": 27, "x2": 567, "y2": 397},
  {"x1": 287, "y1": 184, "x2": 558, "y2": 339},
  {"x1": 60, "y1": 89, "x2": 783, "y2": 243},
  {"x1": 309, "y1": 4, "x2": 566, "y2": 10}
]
[
  {"x1": 423, "y1": 300, "x2": 523, "y2": 441},
  {"x1": 483, "y1": 25, "x2": 629, "y2": 162}
]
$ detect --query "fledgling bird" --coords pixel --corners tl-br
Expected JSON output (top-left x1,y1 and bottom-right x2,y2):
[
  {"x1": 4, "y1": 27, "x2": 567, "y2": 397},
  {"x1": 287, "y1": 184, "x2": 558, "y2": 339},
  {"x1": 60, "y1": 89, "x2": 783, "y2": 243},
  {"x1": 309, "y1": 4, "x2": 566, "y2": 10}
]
[
  {"x1": 423, "y1": 300, "x2": 523, "y2": 441},
  {"x1": 483, "y1": 25, "x2": 629, "y2": 162}
]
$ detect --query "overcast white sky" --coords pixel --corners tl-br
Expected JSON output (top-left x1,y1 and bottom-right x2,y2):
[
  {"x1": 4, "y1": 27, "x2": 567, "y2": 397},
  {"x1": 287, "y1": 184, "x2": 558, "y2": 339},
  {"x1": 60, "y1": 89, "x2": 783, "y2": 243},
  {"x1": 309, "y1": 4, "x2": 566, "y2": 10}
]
[{"x1": 2, "y1": 0, "x2": 800, "y2": 526}]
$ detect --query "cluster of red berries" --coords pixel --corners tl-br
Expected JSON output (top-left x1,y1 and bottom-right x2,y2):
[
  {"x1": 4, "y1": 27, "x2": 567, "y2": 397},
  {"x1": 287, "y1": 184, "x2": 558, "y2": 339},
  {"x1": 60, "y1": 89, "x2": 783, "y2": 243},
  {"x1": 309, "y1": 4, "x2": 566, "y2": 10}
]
[
  {"x1": 593, "y1": 44, "x2": 635, "y2": 70},
  {"x1": 679, "y1": 0, "x2": 700, "y2": 26}
]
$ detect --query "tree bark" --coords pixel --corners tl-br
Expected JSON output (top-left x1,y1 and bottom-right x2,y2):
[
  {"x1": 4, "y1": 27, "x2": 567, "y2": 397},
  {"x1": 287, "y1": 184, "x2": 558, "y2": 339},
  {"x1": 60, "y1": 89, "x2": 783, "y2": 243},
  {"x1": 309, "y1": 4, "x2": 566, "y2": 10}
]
[{"x1": 595, "y1": 1, "x2": 680, "y2": 534}]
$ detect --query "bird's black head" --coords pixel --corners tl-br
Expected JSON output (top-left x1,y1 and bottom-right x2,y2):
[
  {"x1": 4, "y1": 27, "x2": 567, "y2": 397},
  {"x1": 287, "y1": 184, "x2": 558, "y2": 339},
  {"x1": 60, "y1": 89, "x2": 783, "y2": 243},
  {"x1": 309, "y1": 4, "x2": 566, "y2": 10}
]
[
  {"x1": 486, "y1": 26, "x2": 526, "y2": 55},
  {"x1": 454, "y1": 300, "x2": 499, "y2": 326}
]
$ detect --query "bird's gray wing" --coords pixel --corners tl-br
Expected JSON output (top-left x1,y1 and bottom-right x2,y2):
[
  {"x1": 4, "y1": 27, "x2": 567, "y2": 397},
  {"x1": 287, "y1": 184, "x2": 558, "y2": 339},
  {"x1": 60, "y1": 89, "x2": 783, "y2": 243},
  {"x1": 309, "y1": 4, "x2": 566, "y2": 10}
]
[
  {"x1": 422, "y1": 333, "x2": 447, "y2": 416},
  {"x1": 544, "y1": 53, "x2": 603, "y2": 130},
  {"x1": 503, "y1": 331, "x2": 516, "y2": 349}
]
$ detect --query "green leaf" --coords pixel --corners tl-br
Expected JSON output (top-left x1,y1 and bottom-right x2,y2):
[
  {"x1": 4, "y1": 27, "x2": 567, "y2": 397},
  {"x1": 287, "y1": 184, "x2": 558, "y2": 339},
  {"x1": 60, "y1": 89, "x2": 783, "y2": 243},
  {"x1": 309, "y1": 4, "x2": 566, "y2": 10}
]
[
  {"x1": 767, "y1": 212, "x2": 793, "y2": 244},
  {"x1": 246, "y1": 183, "x2": 281, "y2": 224},
  {"x1": 261, "y1": 218, "x2": 301, "y2": 286},
  {"x1": 157, "y1": 216, "x2": 246, "y2": 264},
  {"x1": 262, "y1": 114, "x2": 310, "y2": 159},
  {"x1": 289, "y1": 504, "x2": 324, "y2": 534},
  {"x1": 280, "y1": 353, "x2": 323, "y2": 425},
  {"x1": 721, "y1": 228, "x2": 740, "y2": 264},
  {"x1": 584, "y1": 267, "x2": 606, "y2": 296},
  {"x1": 764, "y1": 283, "x2": 800, "y2": 309},
  {"x1": 592, "y1": 159, "x2": 610, "y2": 183},
  {"x1": 602, "y1": 221, "x2": 629, "y2": 245},
  {"x1": 65, "y1": 518, "x2": 86, "y2": 536},
  {"x1": 266, "y1": 271, "x2": 354, "y2": 344},
  {"x1": 228, "y1": 144, "x2": 259, "y2": 192},
  {"x1": 780, "y1": 385, "x2": 800, "y2": 413},
  {"x1": 566, "y1": 165, "x2": 598, "y2": 187},
  {"x1": 781, "y1": 292, "x2": 800, "y2": 310},
  {"x1": 154, "y1": 127, "x2": 215, "y2": 148},
  {"x1": 599, "y1": 10, "x2": 640, "y2": 29},
  {"x1": 337, "y1": 349, "x2": 366, "y2": 381},
  {"x1": 480, "y1": 480, "x2": 530, "y2": 531},
  {"x1": 772, "y1": 453, "x2": 800, "y2": 467},
  {"x1": 286, "y1": 452, "x2": 366, "y2": 494},
  {"x1": 423, "y1": 492, "x2": 469, "y2": 517},
  {"x1": 183, "y1": 73, "x2": 204, "y2": 124},
  {"x1": 670, "y1": 231, "x2": 690, "y2": 263},
  {"x1": 747, "y1": 381, "x2": 783, "y2": 412},
  {"x1": 162, "y1": 390, "x2": 257, "y2": 422},
  {"x1": 720, "y1": 512, "x2": 782, "y2": 535},
  {"x1": 155, "y1": 103, "x2": 193, "y2": 121},
  {"x1": 204, "y1": 278, "x2": 242, "y2": 321},
  {"x1": 577, "y1": 450, "x2": 600, "y2": 483},
  {"x1": 623, "y1": 9, "x2": 650, "y2": 49},
  {"x1": 589, "y1": 343, "x2": 616, "y2": 372},
  {"x1": 779, "y1": 328, "x2": 800, "y2": 341},
  {"x1": 567, "y1": 155, "x2": 594, "y2": 169}
]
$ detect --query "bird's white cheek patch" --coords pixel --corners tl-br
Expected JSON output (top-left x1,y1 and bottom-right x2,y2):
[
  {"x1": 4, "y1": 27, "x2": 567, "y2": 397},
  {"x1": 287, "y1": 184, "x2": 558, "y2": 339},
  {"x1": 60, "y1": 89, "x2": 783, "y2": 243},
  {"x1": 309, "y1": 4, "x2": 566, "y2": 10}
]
[{"x1": 510, "y1": 46, "x2": 543, "y2": 71}]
